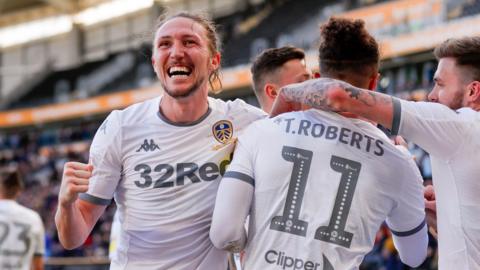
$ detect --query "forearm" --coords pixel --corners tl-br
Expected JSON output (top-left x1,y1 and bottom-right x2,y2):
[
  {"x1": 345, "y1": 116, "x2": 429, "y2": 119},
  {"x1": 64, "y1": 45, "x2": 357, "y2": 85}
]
[
  {"x1": 210, "y1": 178, "x2": 252, "y2": 252},
  {"x1": 210, "y1": 204, "x2": 248, "y2": 252},
  {"x1": 55, "y1": 201, "x2": 93, "y2": 249},
  {"x1": 210, "y1": 224, "x2": 247, "y2": 253},
  {"x1": 280, "y1": 79, "x2": 396, "y2": 129}
]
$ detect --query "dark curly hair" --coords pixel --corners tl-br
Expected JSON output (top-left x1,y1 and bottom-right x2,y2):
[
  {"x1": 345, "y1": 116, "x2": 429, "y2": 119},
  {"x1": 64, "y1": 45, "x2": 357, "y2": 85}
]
[{"x1": 319, "y1": 17, "x2": 379, "y2": 79}]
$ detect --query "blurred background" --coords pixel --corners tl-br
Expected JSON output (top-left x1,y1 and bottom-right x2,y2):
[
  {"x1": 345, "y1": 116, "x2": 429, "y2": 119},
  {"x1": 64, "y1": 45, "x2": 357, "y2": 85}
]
[{"x1": 1, "y1": 0, "x2": 479, "y2": 269}]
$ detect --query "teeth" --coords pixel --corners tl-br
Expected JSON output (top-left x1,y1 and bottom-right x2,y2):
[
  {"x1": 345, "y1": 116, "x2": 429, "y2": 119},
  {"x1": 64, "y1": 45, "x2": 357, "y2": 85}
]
[{"x1": 169, "y1": 66, "x2": 190, "y2": 73}]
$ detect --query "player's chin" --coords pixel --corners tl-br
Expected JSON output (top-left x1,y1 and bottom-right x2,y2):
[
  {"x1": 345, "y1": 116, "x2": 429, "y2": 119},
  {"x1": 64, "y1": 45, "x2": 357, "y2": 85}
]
[{"x1": 164, "y1": 84, "x2": 198, "y2": 99}]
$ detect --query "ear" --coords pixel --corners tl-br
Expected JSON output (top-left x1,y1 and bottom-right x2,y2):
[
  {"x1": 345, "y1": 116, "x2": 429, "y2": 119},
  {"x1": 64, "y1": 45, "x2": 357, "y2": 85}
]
[
  {"x1": 467, "y1": 81, "x2": 480, "y2": 102},
  {"x1": 211, "y1": 52, "x2": 221, "y2": 70},
  {"x1": 264, "y1": 83, "x2": 278, "y2": 99},
  {"x1": 368, "y1": 73, "x2": 380, "y2": 91},
  {"x1": 151, "y1": 57, "x2": 157, "y2": 74}
]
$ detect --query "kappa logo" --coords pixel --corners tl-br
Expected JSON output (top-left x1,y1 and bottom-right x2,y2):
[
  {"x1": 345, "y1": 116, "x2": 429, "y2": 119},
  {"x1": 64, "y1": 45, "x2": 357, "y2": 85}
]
[
  {"x1": 136, "y1": 139, "x2": 160, "y2": 152},
  {"x1": 212, "y1": 120, "x2": 233, "y2": 144}
]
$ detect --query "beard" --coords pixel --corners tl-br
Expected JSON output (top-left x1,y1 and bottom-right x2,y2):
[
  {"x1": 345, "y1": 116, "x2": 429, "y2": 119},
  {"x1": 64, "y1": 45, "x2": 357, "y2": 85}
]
[
  {"x1": 161, "y1": 76, "x2": 207, "y2": 99},
  {"x1": 447, "y1": 88, "x2": 466, "y2": 110}
]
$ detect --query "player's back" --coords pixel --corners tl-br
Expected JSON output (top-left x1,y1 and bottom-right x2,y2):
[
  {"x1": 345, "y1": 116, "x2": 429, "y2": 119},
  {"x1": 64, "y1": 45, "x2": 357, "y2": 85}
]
[
  {"x1": 243, "y1": 109, "x2": 425, "y2": 270},
  {"x1": 0, "y1": 200, "x2": 44, "y2": 270}
]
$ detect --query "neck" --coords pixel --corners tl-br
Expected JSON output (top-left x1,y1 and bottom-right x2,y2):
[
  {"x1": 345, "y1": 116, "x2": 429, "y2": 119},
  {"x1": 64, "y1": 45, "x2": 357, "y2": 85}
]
[
  {"x1": 262, "y1": 102, "x2": 273, "y2": 115},
  {"x1": 468, "y1": 103, "x2": 480, "y2": 111},
  {"x1": 0, "y1": 195, "x2": 14, "y2": 200},
  {"x1": 159, "y1": 87, "x2": 209, "y2": 124}
]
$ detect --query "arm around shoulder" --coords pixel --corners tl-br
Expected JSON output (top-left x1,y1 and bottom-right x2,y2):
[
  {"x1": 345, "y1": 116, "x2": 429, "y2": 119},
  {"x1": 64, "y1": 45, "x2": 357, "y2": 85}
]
[{"x1": 272, "y1": 78, "x2": 395, "y2": 129}]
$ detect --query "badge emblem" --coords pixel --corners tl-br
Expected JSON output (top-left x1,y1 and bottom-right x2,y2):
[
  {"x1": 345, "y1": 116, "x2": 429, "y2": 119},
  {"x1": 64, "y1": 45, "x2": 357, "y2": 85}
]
[{"x1": 212, "y1": 120, "x2": 233, "y2": 144}]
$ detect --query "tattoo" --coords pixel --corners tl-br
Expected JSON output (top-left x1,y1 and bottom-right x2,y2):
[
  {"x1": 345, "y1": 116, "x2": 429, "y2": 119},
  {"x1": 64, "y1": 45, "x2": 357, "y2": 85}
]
[
  {"x1": 223, "y1": 240, "x2": 243, "y2": 253},
  {"x1": 279, "y1": 78, "x2": 392, "y2": 113},
  {"x1": 303, "y1": 80, "x2": 344, "y2": 111},
  {"x1": 281, "y1": 80, "x2": 336, "y2": 110},
  {"x1": 282, "y1": 86, "x2": 306, "y2": 104},
  {"x1": 345, "y1": 86, "x2": 362, "y2": 100},
  {"x1": 345, "y1": 85, "x2": 392, "y2": 107},
  {"x1": 304, "y1": 92, "x2": 330, "y2": 110}
]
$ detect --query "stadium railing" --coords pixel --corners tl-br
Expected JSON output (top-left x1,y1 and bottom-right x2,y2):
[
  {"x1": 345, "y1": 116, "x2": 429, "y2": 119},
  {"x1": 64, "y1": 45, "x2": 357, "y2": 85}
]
[{"x1": 45, "y1": 257, "x2": 109, "y2": 270}]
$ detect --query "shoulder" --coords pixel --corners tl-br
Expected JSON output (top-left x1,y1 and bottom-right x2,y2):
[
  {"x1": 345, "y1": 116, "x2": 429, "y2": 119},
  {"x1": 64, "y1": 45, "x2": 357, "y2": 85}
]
[
  {"x1": 347, "y1": 116, "x2": 415, "y2": 162},
  {"x1": 399, "y1": 100, "x2": 460, "y2": 119},
  {"x1": 15, "y1": 204, "x2": 43, "y2": 226},
  {"x1": 117, "y1": 97, "x2": 160, "y2": 125},
  {"x1": 93, "y1": 97, "x2": 159, "y2": 141},
  {"x1": 456, "y1": 107, "x2": 480, "y2": 122},
  {"x1": 209, "y1": 97, "x2": 266, "y2": 118},
  {"x1": 240, "y1": 113, "x2": 286, "y2": 138}
]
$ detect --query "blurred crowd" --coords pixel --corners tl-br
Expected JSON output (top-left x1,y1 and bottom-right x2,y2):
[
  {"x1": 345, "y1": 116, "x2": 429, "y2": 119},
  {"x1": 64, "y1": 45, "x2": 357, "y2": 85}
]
[
  {"x1": 0, "y1": 119, "x2": 116, "y2": 258},
  {"x1": 361, "y1": 223, "x2": 438, "y2": 270}
]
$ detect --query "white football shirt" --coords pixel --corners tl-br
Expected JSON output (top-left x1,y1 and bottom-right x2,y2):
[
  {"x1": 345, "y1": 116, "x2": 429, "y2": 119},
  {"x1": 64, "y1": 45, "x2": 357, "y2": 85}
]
[
  {"x1": 224, "y1": 110, "x2": 425, "y2": 270},
  {"x1": 0, "y1": 200, "x2": 45, "y2": 270},
  {"x1": 80, "y1": 96, "x2": 265, "y2": 270},
  {"x1": 392, "y1": 99, "x2": 480, "y2": 270}
]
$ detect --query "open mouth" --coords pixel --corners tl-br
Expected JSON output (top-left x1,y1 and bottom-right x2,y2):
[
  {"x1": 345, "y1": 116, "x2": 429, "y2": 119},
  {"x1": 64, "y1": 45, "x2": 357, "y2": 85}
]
[{"x1": 167, "y1": 66, "x2": 192, "y2": 78}]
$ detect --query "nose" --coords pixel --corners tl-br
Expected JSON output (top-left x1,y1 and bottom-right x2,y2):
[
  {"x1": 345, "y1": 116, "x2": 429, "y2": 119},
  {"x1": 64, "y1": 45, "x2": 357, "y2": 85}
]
[
  {"x1": 170, "y1": 41, "x2": 184, "y2": 59},
  {"x1": 428, "y1": 87, "x2": 438, "y2": 102}
]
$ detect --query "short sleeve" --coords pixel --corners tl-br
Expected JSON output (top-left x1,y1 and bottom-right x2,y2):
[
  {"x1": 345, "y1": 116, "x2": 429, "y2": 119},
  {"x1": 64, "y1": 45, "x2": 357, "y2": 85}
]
[
  {"x1": 33, "y1": 214, "x2": 45, "y2": 256},
  {"x1": 392, "y1": 99, "x2": 472, "y2": 156},
  {"x1": 386, "y1": 158, "x2": 426, "y2": 236},
  {"x1": 79, "y1": 110, "x2": 123, "y2": 205},
  {"x1": 227, "y1": 99, "x2": 266, "y2": 124},
  {"x1": 223, "y1": 122, "x2": 259, "y2": 186}
]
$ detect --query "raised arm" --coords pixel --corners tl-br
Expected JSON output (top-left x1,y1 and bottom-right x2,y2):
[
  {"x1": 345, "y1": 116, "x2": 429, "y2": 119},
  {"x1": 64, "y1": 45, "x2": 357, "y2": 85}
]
[
  {"x1": 55, "y1": 162, "x2": 107, "y2": 249},
  {"x1": 271, "y1": 78, "x2": 397, "y2": 130}
]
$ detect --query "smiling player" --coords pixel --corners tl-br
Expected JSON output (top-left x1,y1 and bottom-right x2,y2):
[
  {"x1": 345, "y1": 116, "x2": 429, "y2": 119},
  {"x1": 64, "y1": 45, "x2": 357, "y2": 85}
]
[{"x1": 55, "y1": 12, "x2": 265, "y2": 270}]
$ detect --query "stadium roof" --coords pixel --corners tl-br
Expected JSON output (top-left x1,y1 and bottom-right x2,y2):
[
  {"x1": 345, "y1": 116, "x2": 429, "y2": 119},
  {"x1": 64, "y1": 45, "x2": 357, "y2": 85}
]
[
  {"x1": 0, "y1": 0, "x2": 46, "y2": 13},
  {"x1": 0, "y1": 0, "x2": 116, "y2": 14},
  {"x1": 0, "y1": 0, "x2": 106, "y2": 28}
]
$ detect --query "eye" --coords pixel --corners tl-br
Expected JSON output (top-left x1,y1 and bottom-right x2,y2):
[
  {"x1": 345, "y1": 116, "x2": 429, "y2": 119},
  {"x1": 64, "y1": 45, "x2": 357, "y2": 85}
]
[
  {"x1": 158, "y1": 41, "x2": 170, "y2": 48},
  {"x1": 184, "y1": 39, "x2": 197, "y2": 46}
]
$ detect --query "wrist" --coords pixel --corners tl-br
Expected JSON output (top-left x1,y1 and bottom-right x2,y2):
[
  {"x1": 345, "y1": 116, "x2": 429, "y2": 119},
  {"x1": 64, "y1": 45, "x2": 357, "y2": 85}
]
[{"x1": 59, "y1": 197, "x2": 76, "y2": 209}]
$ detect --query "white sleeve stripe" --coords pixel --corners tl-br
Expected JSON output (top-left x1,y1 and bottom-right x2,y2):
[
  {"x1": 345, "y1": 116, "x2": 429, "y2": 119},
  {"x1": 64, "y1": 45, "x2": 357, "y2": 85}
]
[
  {"x1": 391, "y1": 97, "x2": 402, "y2": 136},
  {"x1": 223, "y1": 171, "x2": 254, "y2": 186},
  {"x1": 390, "y1": 218, "x2": 426, "y2": 237},
  {"x1": 79, "y1": 193, "x2": 111, "y2": 205}
]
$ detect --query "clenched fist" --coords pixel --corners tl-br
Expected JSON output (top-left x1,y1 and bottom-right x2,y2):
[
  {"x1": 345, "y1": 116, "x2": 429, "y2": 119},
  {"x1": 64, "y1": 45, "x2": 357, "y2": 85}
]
[{"x1": 58, "y1": 162, "x2": 93, "y2": 206}]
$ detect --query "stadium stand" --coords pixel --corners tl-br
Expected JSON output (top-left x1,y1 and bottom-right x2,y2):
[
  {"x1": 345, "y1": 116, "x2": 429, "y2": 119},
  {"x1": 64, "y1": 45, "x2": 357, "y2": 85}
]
[
  {"x1": 6, "y1": 47, "x2": 155, "y2": 110},
  {"x1": 3, "y1": 0, "x2": 480, "y2": 268}
]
